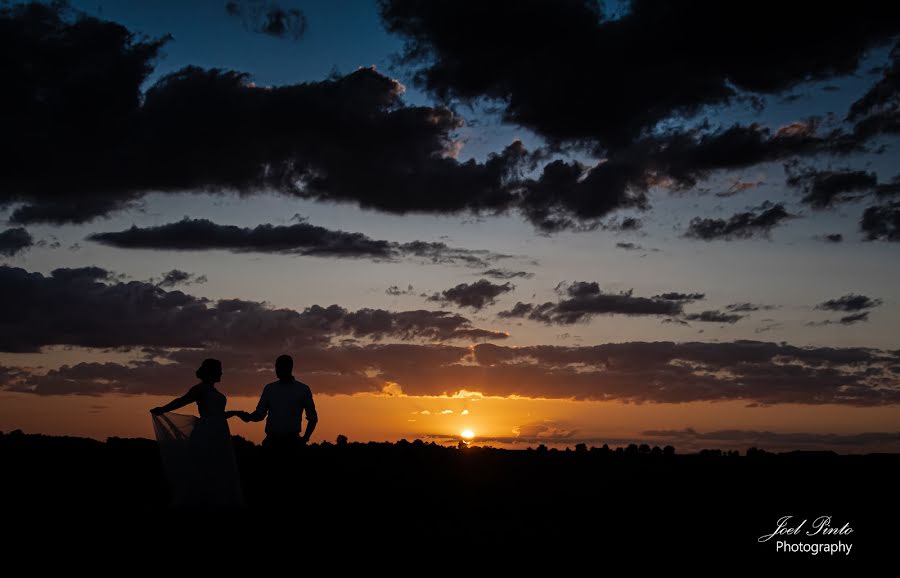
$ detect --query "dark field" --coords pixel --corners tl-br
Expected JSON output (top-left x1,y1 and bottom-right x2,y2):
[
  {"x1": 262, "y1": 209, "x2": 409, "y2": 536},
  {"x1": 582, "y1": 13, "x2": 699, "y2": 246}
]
[{"x1": 1, "y1": 430, "x2": 895, "y2": 565}]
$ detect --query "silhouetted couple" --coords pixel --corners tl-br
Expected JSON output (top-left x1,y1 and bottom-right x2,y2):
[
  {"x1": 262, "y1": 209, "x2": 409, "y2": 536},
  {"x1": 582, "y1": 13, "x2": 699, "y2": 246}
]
[{"x1": 150, "y1": 354, "x2": 317, "y2": 509}]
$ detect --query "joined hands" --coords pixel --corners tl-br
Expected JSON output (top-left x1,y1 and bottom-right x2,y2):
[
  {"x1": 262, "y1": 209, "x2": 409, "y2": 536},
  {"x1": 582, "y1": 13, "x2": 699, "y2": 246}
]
[{"x1": 225, "y1": 410, "x2": 252, "y2": 421}]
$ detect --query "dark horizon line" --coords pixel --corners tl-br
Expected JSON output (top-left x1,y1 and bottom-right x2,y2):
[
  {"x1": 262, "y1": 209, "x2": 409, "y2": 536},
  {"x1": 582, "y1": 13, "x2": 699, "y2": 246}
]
[{"x1": 3, "y1": 429, "x2": 897, "y2": 457}]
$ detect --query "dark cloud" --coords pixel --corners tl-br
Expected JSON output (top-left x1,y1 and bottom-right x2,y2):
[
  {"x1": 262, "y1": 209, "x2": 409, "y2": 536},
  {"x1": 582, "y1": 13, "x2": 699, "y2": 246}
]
[
  {"x1": 846, "y1": 105, "x2": 900, "y2": 144},
  {"x1": 380, "y1": 0, "x2": 900, "y2": 148},
  {"x1": 512, "y1": 421, "x2": 577, "y2": 440},
  {"x1": 0, "y1": 2, "x2": 167, "y2": 223},
  {"x1": 861, "y1": 201, "x2": 900, "y2": 241},
  {"x1": 785, "y1": 167, "x2": 900, "y2": 208},
  {"x1": 6, "y1": 340, "x2": 898, "y2": 406},
  {"x1": 0, "y1": 365, "x2": 23, "y2": 386},
  {"x1": 716, "y1": 180, "x2": 763, "y2": 198},
  {"x1": 641, "y1": 428, "x2": 900, "y2": 452},
  {"x1": 396, "y1": 240, "x2": 510, "y2": 268},
  {"x1": 845, "y1": 45, "x2": 900, "y2": 142},
  {"x1": 779, "y1": 93, "x2": 804, "y2": 104},
  {"x1": 654, "y1": 292, "x2": 705, "y2": 302},
  {"x1": 157, "y1": 269, "x2": 207, "y2": 288},
  {"x1": 8, "y1": 198, "x2": 136, "y2": 226},
  {"x1": 0, "y1": 227, "x2": 33, "y2": 256},
  {"x1": 87, "y1": 218, "x2": 508, "y2": 266},
  {"x1": 386, "y1": 284, "x2": 416, "y2": 296},
  {"x1": 333, "y1": 307, "x2": 502, "y2": 343},
  {"x1": 823, "y1": 233, "x2": 844, "y2": 243},
  {"x1": 754, "y1": 321, "x2": 782, "y2": 334},
  {"x1": 848, "y1": 42, "x2": 900, "y2": 122},
  {"x1": 726, "y1": 303, "x2": 775, "y2": 312},
  {"x1": 2, "y1": 343, "x2": 473, "y2": 397},
  {"x1": 518, "y1": 122, "x2": 832, "y2": 232},
  {"x1": 497, "y1": 302, "x2": 535, "y2": 319},
  {"x1": 425, "y1": 430, "x2": 894, "y2": 451},
  {"x1": 428, "y1": 279, "x2": 513, "y2": 310},
  {"x1": 329, "y1": 305, "x2": 507, "y2": 342},
  {"x1": 0, "y1": 4, "x2": 535, "y2": 226},
  {"x1": 466, "y1": 340, "x2": 900, "y2": 405},
  {"x1": 5, "y1": 2, "x2": 899, "y2": 237},
  {"x1": 787, "y1": 168, "x2": 877, "y2": 208},
  {"x1": 604, "y1": 217, "x2": 642, "y2": 231},
  {"x1": 498, "y1": 282, "x2": 682, "y2": 324},
  {"x1": 516, "y1": 157, "x2": 647, "y2": 232},
  {"x1": 479, "y1": 269, "x2": 533, "y2": 280},
  {"x1": 816, "y1": 294, "x2": 883, "y2": 312},
  {"x1": 225, "y1": 1, "x2": 307, "y2": 40},
  {"x1": 811, "y1": 294, "x2": 881, "y2": 325},
  {"x1": 615, "y1": 242, "x2": 658, "y2": 253},
  {"x1": 839, "y1": 312, "x2": 871, "y2": 325},
  {"x1": 46, "y1": 266, "x2": 112, "y2": 282},
  {"x1": 807, "y1": 312, "x2": 871, "y2": 326},
  {"x1": 684, "y1": 203, "x2": 794, "y2": 240},
  {"x1": 683, "y1": 310, "x2": 744, "y2": 324},
  {"x1": 89, "y1": 218, "x2": 393, "y2": 257},
  {"x1": 0, "y1": 265, "x2": 507, "y2": 353},
  {"x1": 35, "y1": 237, "x2": 61, "y2": 250}
]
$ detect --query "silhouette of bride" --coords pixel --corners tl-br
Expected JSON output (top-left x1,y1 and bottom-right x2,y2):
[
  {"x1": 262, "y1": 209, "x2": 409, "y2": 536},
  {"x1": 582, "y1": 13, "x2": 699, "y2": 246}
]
[{"x1": 150, "y1": 358, "x2": 245, "y2": 509}]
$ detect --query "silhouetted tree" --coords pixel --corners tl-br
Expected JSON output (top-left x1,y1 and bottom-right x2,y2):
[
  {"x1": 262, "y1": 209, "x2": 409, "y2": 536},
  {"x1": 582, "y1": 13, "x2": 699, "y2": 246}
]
[
  {"x1": 591, "y1": 444, "x2": 612, "y2": 455},
  {"x1": 336, "y1": 434, "x2": 348, "y2": 446},
  {"x1": 575, "y1": 443, "x2": 587, "y2": 453},
  {"x1": 663, "y1": 445, "x2": 675, "y2": 456},
  {"x1": 638, "y1": 443, "x2": 651, "y2": 454}
]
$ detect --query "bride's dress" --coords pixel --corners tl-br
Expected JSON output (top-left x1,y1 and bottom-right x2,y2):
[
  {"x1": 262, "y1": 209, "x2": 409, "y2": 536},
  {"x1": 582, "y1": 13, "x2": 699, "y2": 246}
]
[{"x1": 151, "y1": 385, "x2": 243, "y2": 509}]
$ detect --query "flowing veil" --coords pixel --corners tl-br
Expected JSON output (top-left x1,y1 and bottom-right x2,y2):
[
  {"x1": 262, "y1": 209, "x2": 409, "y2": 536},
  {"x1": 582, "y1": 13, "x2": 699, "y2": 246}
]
[{"x1": 152, "y1": 412, "x2": 244, "y2": 509}]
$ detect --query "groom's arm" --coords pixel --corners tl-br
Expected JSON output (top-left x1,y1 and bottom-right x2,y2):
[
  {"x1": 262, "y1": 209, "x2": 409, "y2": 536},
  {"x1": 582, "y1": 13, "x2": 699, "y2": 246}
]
[
  {"x1": 301, "y1": 390, "x2": 317, "y2": 442},
  {"x1": 245, "y1": 386, "x2": 269, "y2": 422}
]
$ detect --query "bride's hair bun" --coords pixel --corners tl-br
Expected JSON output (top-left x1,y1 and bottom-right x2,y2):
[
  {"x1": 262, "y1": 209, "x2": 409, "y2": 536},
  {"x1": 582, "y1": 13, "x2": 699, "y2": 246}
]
[{"x1": 196, "y1": 358, "x2": 222, "y2": 381}]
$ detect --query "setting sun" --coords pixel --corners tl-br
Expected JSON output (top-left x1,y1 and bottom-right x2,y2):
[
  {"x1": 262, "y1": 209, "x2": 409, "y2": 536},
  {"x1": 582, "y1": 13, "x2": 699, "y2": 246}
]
[{"x1": 461, "y1": 429, "x2": 475, "y2": 439}]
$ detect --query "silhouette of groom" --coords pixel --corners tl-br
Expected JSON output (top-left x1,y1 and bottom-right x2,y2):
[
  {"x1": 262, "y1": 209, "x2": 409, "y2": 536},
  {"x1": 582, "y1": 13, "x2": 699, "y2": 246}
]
[{"x1": 243, "y1": 354, "x2": 317, "y2": 452}]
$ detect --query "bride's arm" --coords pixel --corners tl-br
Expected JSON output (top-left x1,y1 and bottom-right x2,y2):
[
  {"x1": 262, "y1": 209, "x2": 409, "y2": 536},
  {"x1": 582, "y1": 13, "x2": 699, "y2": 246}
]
[{"x1": 150, "y1": 386, "x2": 199, "y2": 415}]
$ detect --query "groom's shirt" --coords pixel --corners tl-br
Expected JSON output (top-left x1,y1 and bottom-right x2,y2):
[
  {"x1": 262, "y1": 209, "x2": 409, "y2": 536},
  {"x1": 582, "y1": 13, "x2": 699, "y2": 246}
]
[{"x1": 254, "y1": 378, "x2": 317, "y2": 436}]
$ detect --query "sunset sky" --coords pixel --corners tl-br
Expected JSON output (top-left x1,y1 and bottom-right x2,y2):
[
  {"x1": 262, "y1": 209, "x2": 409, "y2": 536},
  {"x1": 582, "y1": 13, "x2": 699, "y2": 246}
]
[{"x1": 2, "y1": 0, "x2": 899, "y2": 452}]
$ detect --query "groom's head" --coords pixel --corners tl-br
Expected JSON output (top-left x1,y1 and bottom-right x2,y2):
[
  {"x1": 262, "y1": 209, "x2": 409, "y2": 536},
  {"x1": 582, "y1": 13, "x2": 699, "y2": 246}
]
[{"x1": 275, "y1": 354, "x2": 294, "y2": 380}]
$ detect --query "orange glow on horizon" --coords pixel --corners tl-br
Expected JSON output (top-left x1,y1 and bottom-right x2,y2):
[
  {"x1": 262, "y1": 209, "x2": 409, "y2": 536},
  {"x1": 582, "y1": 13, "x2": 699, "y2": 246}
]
[{"x1": 2, "y1": 390, "x2": 900, "y2": 453}]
